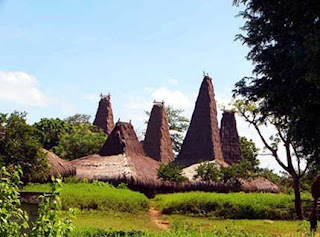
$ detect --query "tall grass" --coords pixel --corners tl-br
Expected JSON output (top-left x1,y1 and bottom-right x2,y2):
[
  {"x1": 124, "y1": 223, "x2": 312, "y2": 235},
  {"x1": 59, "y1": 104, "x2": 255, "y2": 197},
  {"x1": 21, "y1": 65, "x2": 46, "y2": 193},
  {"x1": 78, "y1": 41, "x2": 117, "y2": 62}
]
[
  {"x1": 24, "y1": 182, "x2": 149, "y2": 213},
  {"x1": 154, "y1": 192, "x2": 312, "y2": 219}
]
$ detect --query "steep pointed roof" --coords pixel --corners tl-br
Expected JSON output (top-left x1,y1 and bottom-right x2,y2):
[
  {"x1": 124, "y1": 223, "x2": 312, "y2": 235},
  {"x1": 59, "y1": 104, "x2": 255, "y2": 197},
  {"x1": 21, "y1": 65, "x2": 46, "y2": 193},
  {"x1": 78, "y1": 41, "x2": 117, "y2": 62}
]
[
  {"x1": 93, "y1": 94, "x2": 114, "y2": 135},
  {"x1": 143, "y1": 102, "x2": 174, "y2": 164},
  {"x1": 176, "y1": 76, "x2": 225, "y2": 167},
  {"x1": 72, "y1": 122, "x2": 160, "y2": 187},
  {"x1": 220, "y1": 110, "x2": 243, "y2": 165}
]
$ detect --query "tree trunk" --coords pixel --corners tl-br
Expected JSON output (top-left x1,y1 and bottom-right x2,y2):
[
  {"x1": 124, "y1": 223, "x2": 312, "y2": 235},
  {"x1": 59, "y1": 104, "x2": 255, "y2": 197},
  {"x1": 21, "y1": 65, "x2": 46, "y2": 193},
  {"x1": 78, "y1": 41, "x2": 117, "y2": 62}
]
[{"x1": 293, "y1": 176, "x2": 304, "y2": 220}]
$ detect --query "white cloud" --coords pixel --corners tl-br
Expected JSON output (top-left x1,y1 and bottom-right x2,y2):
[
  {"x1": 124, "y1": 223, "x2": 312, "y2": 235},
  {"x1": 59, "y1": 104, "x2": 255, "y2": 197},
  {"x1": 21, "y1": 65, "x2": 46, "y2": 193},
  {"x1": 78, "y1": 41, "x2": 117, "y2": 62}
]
[
  {"x1": 82, "y1": 93, "x2": 100, "y2": 104},
  {"x1": 151, "y1": 87, "x2": 192, "y2": 109},
  {"x1": 0, "y1": 71, "x2": 49, "y2": 107},
  {"x1": 167, "y1": 77, "x2": 179, "y2": 86}
]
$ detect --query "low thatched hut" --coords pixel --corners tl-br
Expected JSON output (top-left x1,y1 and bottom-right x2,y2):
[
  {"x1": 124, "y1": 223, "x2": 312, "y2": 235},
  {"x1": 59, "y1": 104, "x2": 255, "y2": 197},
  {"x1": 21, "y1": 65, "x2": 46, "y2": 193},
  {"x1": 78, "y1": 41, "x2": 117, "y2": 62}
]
[
  {"x1": 44, "y1": 149, "x2": 76, "y2": 178},
  {"x1": 71, "y1": 122, "x2": 160, "y2": 189}
]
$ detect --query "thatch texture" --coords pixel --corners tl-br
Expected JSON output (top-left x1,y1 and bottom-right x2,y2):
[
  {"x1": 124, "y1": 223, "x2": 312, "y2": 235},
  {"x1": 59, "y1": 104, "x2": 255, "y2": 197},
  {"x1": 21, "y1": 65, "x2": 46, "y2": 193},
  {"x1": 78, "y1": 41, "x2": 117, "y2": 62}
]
[
  {"x1": 220, "y1": 110, "x2": 243, "y2": 165},
  {"x1": 72, "y1": 122, "x2": 160, "y2": 187},
  {"x1": 44, "y1": 149, "x2": 76, "y2": 178},
  {"x1": 143, "y1": 103, "x2": 174, "y2": 164},
  {"x1": 93, "y1": 94, "x2": 114, "y2": 135},
  {"x1": 176, "y1": 76, "x2": 224, "y2": 167},
  {"x1": 182, "y1": 162, "x2": 280, "y2": 193}
]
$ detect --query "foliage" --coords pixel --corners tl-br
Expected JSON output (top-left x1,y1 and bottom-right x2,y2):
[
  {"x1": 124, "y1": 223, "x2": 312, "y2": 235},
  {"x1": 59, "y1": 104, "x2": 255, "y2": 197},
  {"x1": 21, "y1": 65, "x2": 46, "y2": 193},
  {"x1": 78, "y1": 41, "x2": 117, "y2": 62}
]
[
  {"x1": 52, "y1": 122, "x2": 106, "y2": 160},
  {"x1": 30, "y1": 177, "x2": 74, "y2": 236},
  {"x1": 33, "y1": 118, "x2": 70, "y2": 150},
  {"x1": 145, "y1": 106, "x2": 189, "y2": 154},
  {"x1": 24, "y1": 182, "x2": 149, "y2": 213},
  {"x1": 157, "y1": 162, "x2": 188, "y2": 184},
  {"x1": 233, "y1": 100, "x2": 308, "y2": 219},
  {"x1": 0, "y1": 166, "x2": 29, "y2": 236},
  {"x1": 194, "y1": 162, "x2": 220, "y2": 182},
  {"x1": 239, "y1": 136, "x2": 259, "y2": 171},
  {"x1": 64, "y1": 114, "x2": 91, "y2": 126},
  {"x1": 154, "y1": 192, "x2": 312, "y2": 220},
  {"x1": 0, "y1": 112, "x2": 48, "y2": 181},
  {"x1": 233, "y1": 0, "x2": 320, "y2": 160}
]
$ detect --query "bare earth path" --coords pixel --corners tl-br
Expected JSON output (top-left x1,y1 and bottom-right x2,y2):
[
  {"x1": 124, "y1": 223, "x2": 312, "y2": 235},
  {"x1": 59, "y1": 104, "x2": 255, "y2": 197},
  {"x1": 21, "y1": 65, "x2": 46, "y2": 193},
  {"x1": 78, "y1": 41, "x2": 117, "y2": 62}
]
[{"x1": 149, "y1": 207, "x2": 170, "y2": 230}]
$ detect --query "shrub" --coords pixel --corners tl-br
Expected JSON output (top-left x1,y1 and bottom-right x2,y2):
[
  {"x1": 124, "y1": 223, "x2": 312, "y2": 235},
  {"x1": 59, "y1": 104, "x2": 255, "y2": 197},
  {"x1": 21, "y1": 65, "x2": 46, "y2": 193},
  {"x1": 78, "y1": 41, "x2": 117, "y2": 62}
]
[
  {"x1": 194, "y1": 162, "x2": 220, "y2": 182},
  {"x1": 157, "y1": 162, "x2": 187, "y2": 184}
]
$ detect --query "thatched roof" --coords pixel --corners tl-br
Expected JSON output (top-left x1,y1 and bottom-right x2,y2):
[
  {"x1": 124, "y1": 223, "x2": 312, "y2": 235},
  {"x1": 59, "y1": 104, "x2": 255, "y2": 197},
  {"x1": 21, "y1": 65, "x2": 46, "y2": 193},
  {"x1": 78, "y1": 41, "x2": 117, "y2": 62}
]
[
  {"x1": 72, "y1": 122, "x2": 160, "y2": 187},
  {"x1": 176, "y1": 76, "x2": 224, "y2": 167},
  {"x1": 44, "y1": 149, "x2": 76, "y2": 178},
  {"x1": 93, "y1": 94, "x2": 114, "y2": 135},
  {"x1": 143, "y1": 103, "x2": 174, "y2": 164},
  {"x1": 220, "y1": 110, "x2": 243, "y2": 165},
  {"x1": 182, "y1": 161, "x2": 280, "y2": 193}
]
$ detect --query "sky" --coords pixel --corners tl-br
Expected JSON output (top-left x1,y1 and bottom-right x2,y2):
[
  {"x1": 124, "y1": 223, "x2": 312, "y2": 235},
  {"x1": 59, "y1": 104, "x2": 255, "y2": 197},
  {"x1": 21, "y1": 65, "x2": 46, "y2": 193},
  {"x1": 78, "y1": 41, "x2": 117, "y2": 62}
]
[{"x1": 0, "y1": 1, "x2": 287, "y2": 172}]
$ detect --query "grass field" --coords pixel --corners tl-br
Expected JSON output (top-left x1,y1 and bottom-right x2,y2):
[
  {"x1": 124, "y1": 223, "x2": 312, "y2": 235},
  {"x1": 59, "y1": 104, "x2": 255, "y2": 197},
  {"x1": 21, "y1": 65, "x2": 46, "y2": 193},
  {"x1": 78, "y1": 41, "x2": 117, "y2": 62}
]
[
  {"x1": 154, "y1": 191, "x2": 312, "y2": 219},
  {"x1": 23, "y1": 183, "x2": 317, "y2": 236},
  {"x1": 24, "y1": 182, "x2": 149, "y2": 213}
]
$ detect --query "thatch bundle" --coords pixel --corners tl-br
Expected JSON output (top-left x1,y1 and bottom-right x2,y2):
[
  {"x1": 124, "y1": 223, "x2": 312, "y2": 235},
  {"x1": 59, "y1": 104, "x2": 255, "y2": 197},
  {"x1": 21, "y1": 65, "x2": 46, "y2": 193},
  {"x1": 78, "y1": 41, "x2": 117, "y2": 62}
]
[
  {"x1": 71, "y1": 122, "x2": 160, "y2": 188},
  {"x1": 144, "y1": 102, "x2": 174, "y2": 164},
  {"x1": 44, "y1": 149, "x2": 76, "y2": 178},
  {"x1": 176, "y1": 76, "x2": 224, "y2": 167}
]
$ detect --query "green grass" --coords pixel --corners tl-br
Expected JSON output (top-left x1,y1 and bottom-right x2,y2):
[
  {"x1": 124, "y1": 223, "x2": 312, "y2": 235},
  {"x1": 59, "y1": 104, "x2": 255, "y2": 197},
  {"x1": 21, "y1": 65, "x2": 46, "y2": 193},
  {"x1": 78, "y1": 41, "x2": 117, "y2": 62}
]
[
  {"x1": 70, "y1": 217, "x2": 312, "y2": 237},
  {"x1": 154, "y1": 192, "x2": 312, "y2": 219},
  {"x1": 23, "y1": 182, "x2": 149, "y2": 213}
]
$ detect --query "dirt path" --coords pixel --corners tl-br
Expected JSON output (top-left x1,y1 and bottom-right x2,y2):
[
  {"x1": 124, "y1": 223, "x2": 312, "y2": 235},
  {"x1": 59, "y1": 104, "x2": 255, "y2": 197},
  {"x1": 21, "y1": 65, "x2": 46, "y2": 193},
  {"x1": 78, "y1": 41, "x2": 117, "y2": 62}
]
[{"x1": 149, "y1": 207, "x2": 170, "y2": 230}]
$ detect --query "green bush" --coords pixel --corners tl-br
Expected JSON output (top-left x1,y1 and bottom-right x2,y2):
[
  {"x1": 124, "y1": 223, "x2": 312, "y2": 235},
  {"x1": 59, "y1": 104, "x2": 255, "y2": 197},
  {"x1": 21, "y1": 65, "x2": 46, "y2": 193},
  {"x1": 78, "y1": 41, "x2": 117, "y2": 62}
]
[
  {"x1": 157, "y1": 162, "x2": 187, "y2": 184},
  {"x1": 24, "y1": 182, "x2": 149, "y2": 213},
  {"x1": 154, "y1": 192, "x2": 312, "y2": 220}
]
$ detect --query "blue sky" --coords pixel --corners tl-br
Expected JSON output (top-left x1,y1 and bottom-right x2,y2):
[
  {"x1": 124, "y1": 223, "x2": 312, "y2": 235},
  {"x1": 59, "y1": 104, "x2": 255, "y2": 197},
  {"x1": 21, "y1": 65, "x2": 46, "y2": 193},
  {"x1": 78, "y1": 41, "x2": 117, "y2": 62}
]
[{"x1": 0, "y1": 1, "x2": 286, "y2": 172}]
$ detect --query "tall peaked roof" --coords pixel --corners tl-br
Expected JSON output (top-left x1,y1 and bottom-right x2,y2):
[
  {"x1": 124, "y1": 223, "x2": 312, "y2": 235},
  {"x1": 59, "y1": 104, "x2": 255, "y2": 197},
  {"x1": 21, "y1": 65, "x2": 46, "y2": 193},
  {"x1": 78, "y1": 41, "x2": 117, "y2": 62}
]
[
  {"x1": 176, "y1": 75, "x2": 224, "y2": 167},
  {"x1": 143, "y1": 102, "x2": 174, "y2": 163},
  {"x1": 93, "y1": 94, "x2": 114, "y2": 135},
  {"x1": 220, "y1": 111, "x2": 243, "y2": 165}
]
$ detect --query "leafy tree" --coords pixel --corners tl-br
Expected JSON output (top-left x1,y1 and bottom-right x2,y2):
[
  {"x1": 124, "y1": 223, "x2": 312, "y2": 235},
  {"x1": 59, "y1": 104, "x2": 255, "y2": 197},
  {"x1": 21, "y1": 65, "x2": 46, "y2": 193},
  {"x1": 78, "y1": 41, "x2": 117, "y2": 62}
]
[
  {"x1": 52, "y1": 123, "x2": 106, "y2": 160},
  {"x1": 33, "y1": 118, "x2": 70, "y2": 150},
  {"x1": 239, "y1": 136, "x2": 260, "y2": 171},
  {"x1": 0, "y1": 112, "x2": 48, "y2": 181},
  {"x1": 234, "y1": 100, "x2": 309, "y2": 219},
  {"x1": 64, "y1": 114, "x2": 91, "y2": 125},
  {"x1": 233, "y1": 0, "x2": 319, "y2": 219},
  {"x1": 0, "y1": 166, "x2": 29, "y2": 236},
  {"x1": 194, "y1": 162, "x2": 220, "y2": 182},
  {"x1": 157, "y1": 162, "x2": 187, "y2": 184},
  {"x1": 145, "y1": 106, "x2": 189, "y2": 154}
]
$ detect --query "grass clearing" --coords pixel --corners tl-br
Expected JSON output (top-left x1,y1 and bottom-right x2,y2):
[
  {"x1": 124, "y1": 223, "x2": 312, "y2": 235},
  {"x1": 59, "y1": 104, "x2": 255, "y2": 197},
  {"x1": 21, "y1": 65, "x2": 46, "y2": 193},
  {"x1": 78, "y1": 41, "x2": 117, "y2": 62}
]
[
  {"x1": 24, "y1": 182, "x2": 149, "y2": 213},
  {"x1": 154, "y1": 192, "x2": 312, "y2": 219}
]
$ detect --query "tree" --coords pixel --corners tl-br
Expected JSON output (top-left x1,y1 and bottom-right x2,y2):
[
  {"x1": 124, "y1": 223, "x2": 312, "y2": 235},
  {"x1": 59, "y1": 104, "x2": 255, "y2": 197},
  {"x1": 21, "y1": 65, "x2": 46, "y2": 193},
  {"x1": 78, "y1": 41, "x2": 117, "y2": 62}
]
[
  {"x1": 52, "y1": 123, "x2": 106, "y2": 160},
  {"x1": 239, "y1": 136, "x2": 260, "y2": 171},
  {"x1": 33, "y1": 118, "x2": 70, "y2": 150},
  {"x1": 233, "y1": 0, "x2": 320, "y2": 219},
  {"x1": 234, "y1": 100, "x2": 308, "y2": 219},
  {"x1": 145, "y1": 106, "x2": 189, "y2": 154},
  {"x1": 232, "y1": 0, "x2": 320, "y2": 160},
  {"x1": 194, "y1": 162, "x2": 220, "y2": 182},
  {"x1": 64, "y1": 114, "x2": 91, "y2": 125},
  {"x1": 0, "y1": 112, "x2": 48, "y2": 182},
  {"x1": 157, "y1": 162, "x2": 187, "y2": 184}
]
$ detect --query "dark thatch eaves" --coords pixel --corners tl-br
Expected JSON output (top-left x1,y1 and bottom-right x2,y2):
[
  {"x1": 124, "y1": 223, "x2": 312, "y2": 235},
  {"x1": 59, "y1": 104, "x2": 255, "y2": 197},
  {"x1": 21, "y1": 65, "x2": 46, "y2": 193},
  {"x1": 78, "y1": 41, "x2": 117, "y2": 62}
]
[
  {"x1": 93, "y1": 94, "x2": 114, "y2": 135},
  {"x1": 71, "y1": 122, "x2": 161, "y2": 188},
  {"x1": 220, "y1": 110, "x2": 243, "y2": 165},
  {"x1": 176, "y1": 76, "x2": 226, "y2": 167},
  {"x1": 44, "y1": 149, "x2": 76, "y2": 178},
  {"x1": 143, "y1": 102, "x2": 174, "y2": 164}
]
